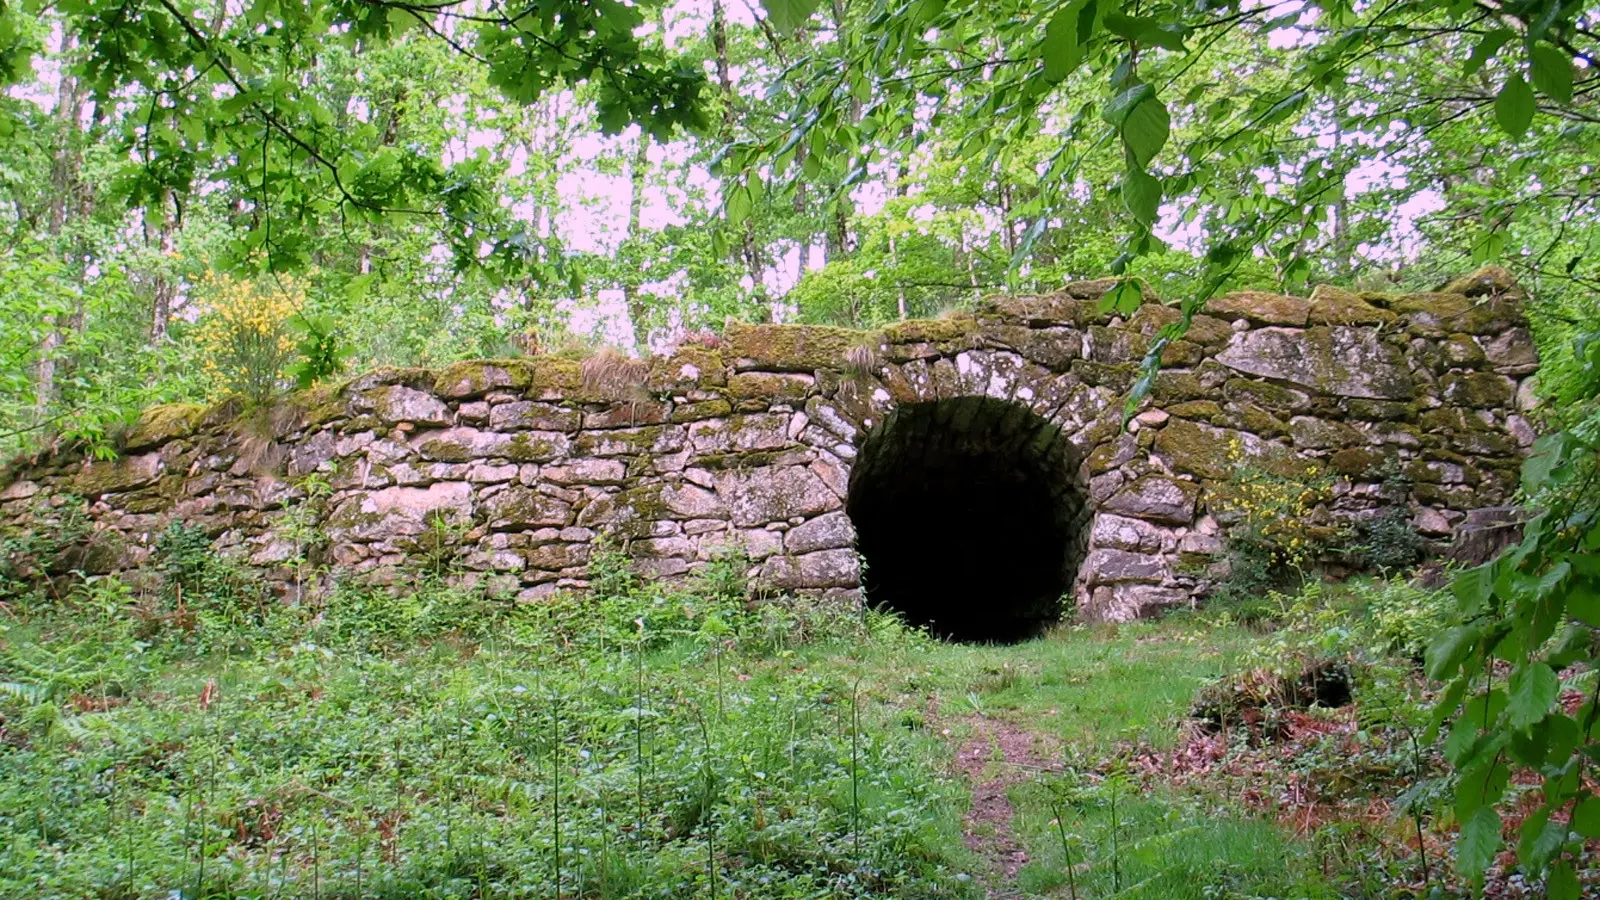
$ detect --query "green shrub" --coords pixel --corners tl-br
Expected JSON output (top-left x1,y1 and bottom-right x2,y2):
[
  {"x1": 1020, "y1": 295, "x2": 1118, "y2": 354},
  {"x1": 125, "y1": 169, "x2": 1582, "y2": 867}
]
[{"x1": 1352, "y1": 507, "x2": 1426, "y2": 573}]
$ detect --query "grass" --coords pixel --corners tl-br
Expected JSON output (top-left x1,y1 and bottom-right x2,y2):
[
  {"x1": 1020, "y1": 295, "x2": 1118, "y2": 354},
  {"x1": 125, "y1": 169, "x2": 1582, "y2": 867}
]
[{"x1": 0, "y1": 545, "x2": 1462, "y2": 899}]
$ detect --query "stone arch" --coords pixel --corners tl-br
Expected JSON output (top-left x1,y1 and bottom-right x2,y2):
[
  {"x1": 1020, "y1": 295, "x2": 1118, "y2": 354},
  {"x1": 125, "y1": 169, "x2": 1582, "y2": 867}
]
[{"x1": 845, "y1": 395, "x2": 1091, "y2": 642}]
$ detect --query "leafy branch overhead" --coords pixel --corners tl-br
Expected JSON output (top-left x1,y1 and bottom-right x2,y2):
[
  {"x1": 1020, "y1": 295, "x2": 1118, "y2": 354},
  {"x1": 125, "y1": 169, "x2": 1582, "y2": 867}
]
[{"x1": 1, "y1": 0, "x2": 708, "y2": 275}]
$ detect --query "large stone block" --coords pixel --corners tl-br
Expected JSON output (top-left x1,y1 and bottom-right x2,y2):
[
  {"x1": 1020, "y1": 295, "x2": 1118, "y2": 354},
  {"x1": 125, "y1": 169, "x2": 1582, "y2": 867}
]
[{"x1": 1215, "y1": 326, "x2": 1414, "y2": 400}]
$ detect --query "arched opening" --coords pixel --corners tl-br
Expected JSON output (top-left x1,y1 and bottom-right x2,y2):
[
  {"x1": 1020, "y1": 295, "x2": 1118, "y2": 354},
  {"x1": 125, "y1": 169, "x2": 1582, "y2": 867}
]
[{"x1": 846, "y1": 397, "x2": 1090, "y2": 643}]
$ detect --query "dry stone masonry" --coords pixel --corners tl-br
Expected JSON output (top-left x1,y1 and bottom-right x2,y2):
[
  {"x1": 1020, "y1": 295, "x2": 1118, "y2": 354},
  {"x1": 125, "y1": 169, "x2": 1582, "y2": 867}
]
[{"x1": 0, "y1": 268, "x2": 1539, "y2": 637}]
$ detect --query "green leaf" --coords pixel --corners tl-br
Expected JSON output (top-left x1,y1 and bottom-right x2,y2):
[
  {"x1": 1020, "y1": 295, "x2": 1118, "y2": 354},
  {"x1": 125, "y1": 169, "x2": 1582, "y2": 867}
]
[
  {"x1": 1102, "y1": 83, "x2": 1155, "y2": 127},
  {"x1": 1122, "y1": 169, "x2": 1161, "y2": 225},
  {"x1": 1530, "y1": 42, "x2": 1573, "y2": 104},
  {"x1": 1455, "y1": 760, "x2": 1510, "y2": 821},
  {"x1": 1041, "y1": 4, "x2": 1084, "y2": 82},
  {"x1": 1425, "y1": 625, "x2": 1479, "y2": 679},
  {"x1": 1573, "y1": 797, "x2": 1600, "y2": 838},
  {"x1": 1522, "y1": 432, "x2": 1568, "y2": 492},
  {"x1": 1121, "y1": 95, "x2": 1170, "y2": 169},
  {"x1": 1456, "y1": 806, "x2": 1502, "y2": 883},
  {"x1": 1097, "y1": 280, "x2": 1143, "y2": 316},
  {"x1": 1506, "y1": 663, "x2": 1558, "y2": 729},
  {"x1": 1494, "y1": 74, "x2": 1535, "y2": 137},
  {"x1": 1452, "y1": 564, "x2": 1497, "y2": 613},
  {"x1": 1463, "y1": 28, "x2": 1514, "y2": 76},
  {"x1": 761, "y1": 0, "x2": 820, "y2": 35},
  {"x1": 1548, "y1": 860, "x2": 1580, "y2": 900},
  {"x1": 726, "y1": 183, "x2": 753, "y2": 226}
]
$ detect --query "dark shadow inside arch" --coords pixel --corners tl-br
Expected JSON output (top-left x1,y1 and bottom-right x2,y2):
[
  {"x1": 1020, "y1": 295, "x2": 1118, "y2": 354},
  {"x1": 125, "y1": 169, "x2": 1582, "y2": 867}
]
[{"x1": 846, "y1": 396, "x2": 1090, "y2": 643}]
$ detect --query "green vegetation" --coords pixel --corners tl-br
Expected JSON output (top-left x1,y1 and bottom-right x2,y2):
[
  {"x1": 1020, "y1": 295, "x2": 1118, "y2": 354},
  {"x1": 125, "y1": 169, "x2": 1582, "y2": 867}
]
[{"x1": 4, "y1": 519, "x2": 1575, "y2": 898}]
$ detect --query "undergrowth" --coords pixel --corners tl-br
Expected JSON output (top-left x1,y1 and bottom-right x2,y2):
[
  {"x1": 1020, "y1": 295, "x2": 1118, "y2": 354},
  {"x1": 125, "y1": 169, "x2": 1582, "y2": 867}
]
[{"x1": 0, "y1": 546, "x2": 973, "y2": 899}]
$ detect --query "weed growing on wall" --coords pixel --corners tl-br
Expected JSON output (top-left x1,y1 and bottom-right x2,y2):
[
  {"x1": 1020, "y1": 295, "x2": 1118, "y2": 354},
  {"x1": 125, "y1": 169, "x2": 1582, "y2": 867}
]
[{"x1": 1211, "y1": 441, "x2": 1345, "y2": 617}]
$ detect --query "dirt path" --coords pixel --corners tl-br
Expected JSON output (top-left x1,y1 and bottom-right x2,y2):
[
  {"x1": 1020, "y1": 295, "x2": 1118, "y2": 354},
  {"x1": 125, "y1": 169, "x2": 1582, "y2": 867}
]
[{"x1": 952, "y1": 715, "x2": 1059, "y2": 899}]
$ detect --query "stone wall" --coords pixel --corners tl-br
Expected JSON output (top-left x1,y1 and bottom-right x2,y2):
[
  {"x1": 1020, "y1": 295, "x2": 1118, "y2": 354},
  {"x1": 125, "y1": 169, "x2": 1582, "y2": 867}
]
[{"x1": 0, "y1": 268, "x2": 1539, "y2": 627}]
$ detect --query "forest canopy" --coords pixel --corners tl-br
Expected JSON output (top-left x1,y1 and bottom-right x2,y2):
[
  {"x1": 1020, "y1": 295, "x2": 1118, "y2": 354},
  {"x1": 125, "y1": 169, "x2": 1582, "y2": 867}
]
[{"x1": 0, "y1": 0, "x2": 1594, "y2": 445}]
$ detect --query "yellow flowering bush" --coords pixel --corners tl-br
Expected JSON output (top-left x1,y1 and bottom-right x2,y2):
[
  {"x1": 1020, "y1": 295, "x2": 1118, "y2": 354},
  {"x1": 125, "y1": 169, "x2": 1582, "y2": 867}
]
[
  {"x1": 1216, "y1": 438, "x2": 1336, "y2": 570},
  {"x1": 1212, "y1": 439, "x2": 1349, "y2": 616},
  {"x1": 191, "y1": 273, "x2": 301, "y2": 404}
]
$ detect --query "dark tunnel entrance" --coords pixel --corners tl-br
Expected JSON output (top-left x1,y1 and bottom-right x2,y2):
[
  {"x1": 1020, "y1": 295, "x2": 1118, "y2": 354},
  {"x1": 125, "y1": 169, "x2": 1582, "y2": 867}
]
[{"x1": 846, "y1": 397, "x2": 1090, "y2": 643}]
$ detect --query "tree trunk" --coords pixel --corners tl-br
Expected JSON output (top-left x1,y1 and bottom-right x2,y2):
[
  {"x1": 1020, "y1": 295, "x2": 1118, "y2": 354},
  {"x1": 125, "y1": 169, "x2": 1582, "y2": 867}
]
[
  {"x1": 149, "y1": 189, "x2": 179, "y2": 342},
  {"x1": 622, "y1": 132, "x2": 651, "y2": 352},
  {"x1": 713, "y1": 0, "x2": 770, "y2": 321},
  {"x1": 37, "y1": 62, "x2": 87, "y2": 424}
]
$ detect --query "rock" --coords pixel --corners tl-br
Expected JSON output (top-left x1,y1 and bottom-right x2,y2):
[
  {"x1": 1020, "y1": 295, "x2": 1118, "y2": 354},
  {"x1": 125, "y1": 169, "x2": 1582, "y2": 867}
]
[
  {"x1": 328, "y1": 481, "x2": 474, "y2": 541},
  {"x1": 760, "y1": 549, "x2": 861, "y2": 589},
  {"x1": 1223, "y1": 379, "x2": 1310, "y2": 413},
  {"x1": 1440, "y1": 334, "x2": 1486, "y2": 368},
  {"x1": 1084, "y1": 548, "x2": 1169, "y2": 584},
  {"x1": 1090, "y1": 513, "x2": 1174, "y2": 553},
  {"x1": 1102, "y1": 475, "x2": 1200, "y2": 525},
  {"x1": 369, "y1": 386, "x2": 452, "y2": 427},
  {"x1": 288, "y1": 430, "x2": 338, "y2": 476},
  {"x1": 1441, "y1": 371, "x2": 1514, "y2": 408},
  {"x1": 123, "y1": 403, "x2": 205, "y2": 452},
  {"x1": 1216, "y1": 326, "x2": 1414, "y2": 400},
  {"x1": 481, "y1": 486, "x2": 572, "y2": 529},
  {"x1": 74, "y1": 453, "x2": 163, "y2": 497},
  {"x1": 1207, "y1": 291, "x2": 1311, "y2": 326},
  {"x1": 1084, "y1": 584, "x2": 1189, "y2": 622},
  {"x1": 785, "y1": 511, "x2": 855, "y2": 553},
  {"x1": 661, "y1": 483, "x2": 728, "y2": 519},
  {"x1": 1289, "y1": 416, "x2": 1363, "y2": 451},
  {"x1": 1152, "y1": 419, "x2": 1234, "y2": 480},
  {"x1": 1178, "y1": 532, "x2": 1223, "y2": 557},
  {"x1": 725, "y1": 322, "x2": 864, "y2": 372},
  {"x1": 1306, "y1": 286, "x2": 1397, "y2": 326},
  {"x1": 718, "y1": 466, "x2": 841, "y2": 527},
  {"x1": 1413, "y1": 506, "x2": 1452, "y2": 536},
  {"x1": 543, "y1": 459, "x2": 628, "y2": 485},
  {"x1": 1481, "y1": 327, "x2": 1539, "y2": 373},
  {"x1": 0, "y1": 480, "x2": 40, "y2": 501},
  {"x1": 490, "y1": 401, "x2": 582, "y2": 432}
]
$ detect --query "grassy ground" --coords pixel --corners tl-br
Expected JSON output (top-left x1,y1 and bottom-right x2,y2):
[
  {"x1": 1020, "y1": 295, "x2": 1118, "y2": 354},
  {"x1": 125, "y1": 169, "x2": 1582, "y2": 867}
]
[{"x1": 1, "y1": 553, "x2": 1457, "y2": 899}]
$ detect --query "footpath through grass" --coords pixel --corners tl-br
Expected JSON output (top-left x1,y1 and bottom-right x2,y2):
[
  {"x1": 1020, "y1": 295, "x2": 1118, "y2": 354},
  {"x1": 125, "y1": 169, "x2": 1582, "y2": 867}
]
[{"x1": 2, "y1": 551, "x2": 1457, "y2": 898}]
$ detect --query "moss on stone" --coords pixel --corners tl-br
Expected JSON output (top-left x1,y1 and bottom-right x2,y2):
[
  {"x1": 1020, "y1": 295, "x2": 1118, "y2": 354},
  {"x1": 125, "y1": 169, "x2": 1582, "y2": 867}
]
[
  {"x1": 1439, "y1": 265, "x2": 1522, "y2": 298},
  {"x1": 1218, "y1": 403, "x2": 1289, "y2": 439},
  {"x1": 504, "y1": 433, "x2": 565, "y2": 463},
  {"x1": 1442, "y1": 371, "x2": 1513, "y2": 408},
  {"x1": 286, "y1": 385, "x2": 348, "y2": 428},
  {"x1": 726, "y1": 372, "x2": 816, "y2": 403},
  {"x1": 433, "y1": 359, "x2": 534, "y2": 399},
  {"x1": 123, "y1": 403, "x2": 206, "y2": 452},
  {"x1": 1166, "y1": 400, "x2": 1222, "y2": 421},
  {"x1": 73, "y1": 455, "x2": 160, "y2": 497},
  {"x1": 1306, "y1": 285, "x2": 1397, "y2": 326},
  {"x1": 1330, "y1": 447, "x2": 1387, "y2": 477},
  {"x1": 670, "y1": 399, "x2": 735, "y2": 422},
  {"x1": 982, "y1": 293, "x2": 1088, "y2": 328},
  {"x1": 1150, "y1": 370, "x2": 1208, "y2": 403},
  {"x1": 648, "y1": 346, "x2": 727, "y2": 391},
  {"x1": 1153, "y1": 418, "x2": 1234, "y2": 480},
  {"x1": 1393, "y1": 293, "x2": 1472, "y2": 318},
  {"x1": 692, "y1": 450, "x2": 783, "y2": 471},
  {"x1": 1071, "y1": 360, "x2": 1138, "y2": 392},
  {"x1": 1207, "y1": 291, "x2": 1310, "y2": 326},
  {"x1": 1441, "y1": 334, "x2": 1486, "y2": 368},
  {"x1": 724, "y1": 322, "x2": 869, "y2": 373},
  {"x1": 572, "y1": 426, "x2": 668, "y2": 457},
  {"x1": 1221, "y1": 378, "x2": 1306, "y2": 413},
  {"x1": 884, "y1": 316, "x2": 975, "y2": 344},
  {"x1": 1345, "y1": 398, "x2": 1417, "y2": 422}
]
